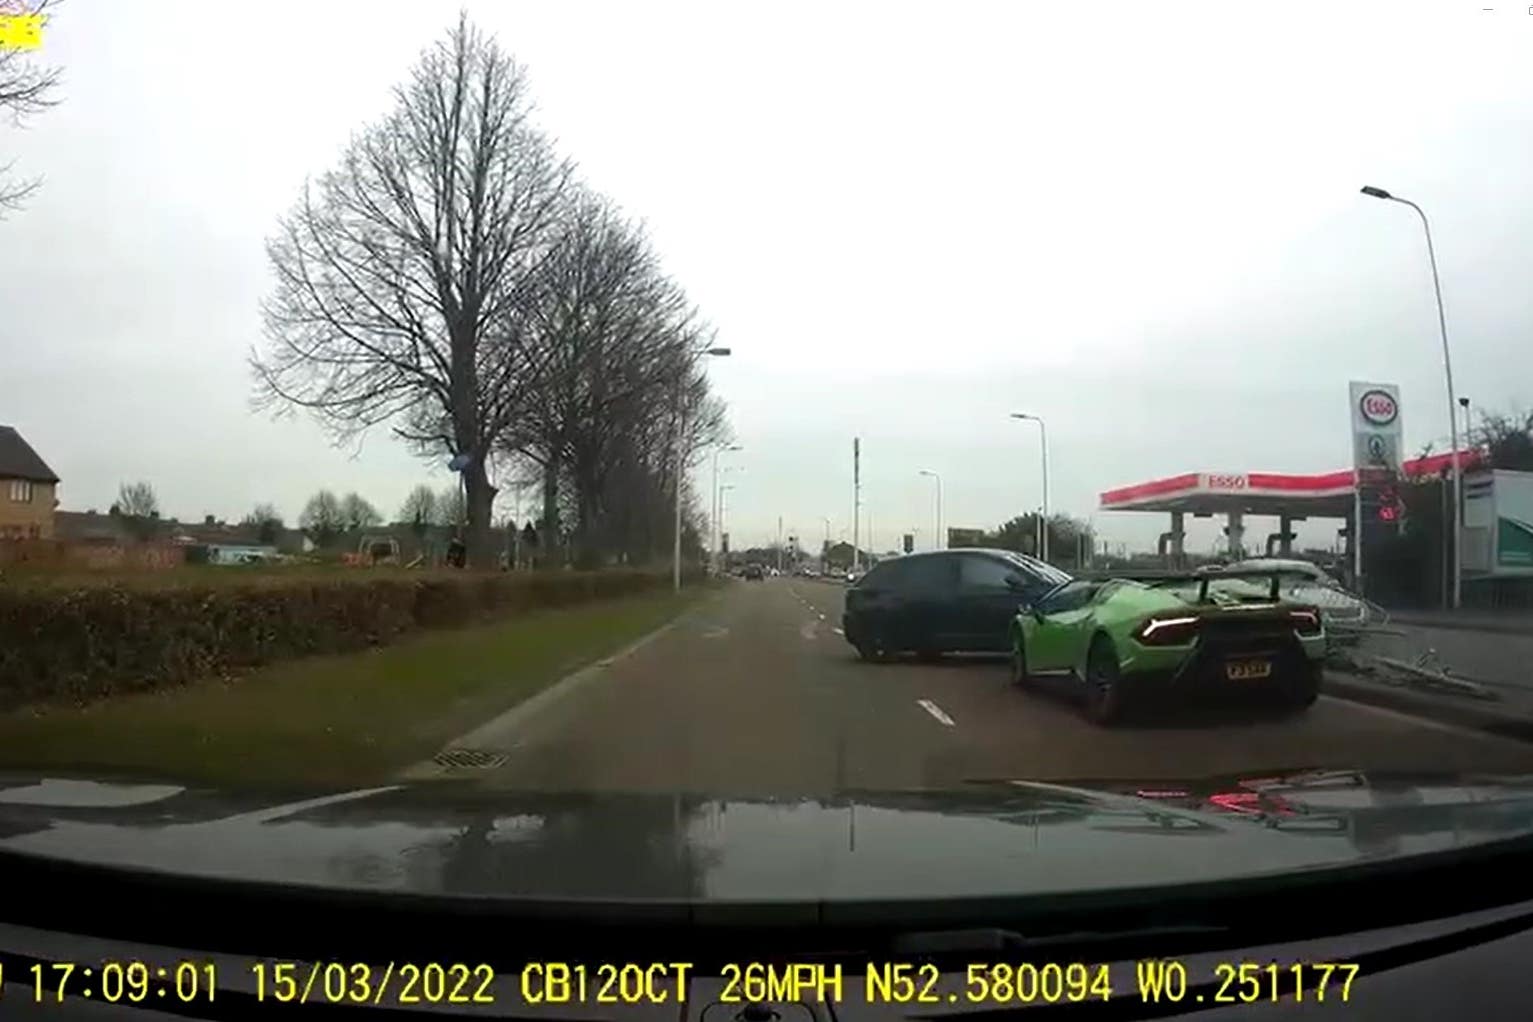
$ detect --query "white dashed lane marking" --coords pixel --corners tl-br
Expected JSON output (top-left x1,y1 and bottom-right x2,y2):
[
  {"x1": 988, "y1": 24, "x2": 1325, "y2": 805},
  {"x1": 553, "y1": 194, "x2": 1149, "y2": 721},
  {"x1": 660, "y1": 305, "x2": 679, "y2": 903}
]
[
  {"x1": 917, "y1": 699, "x2": 956, "y2": 727},
  {"x1": 832, "y1": 627, "x2": 844, "y2": 636}
]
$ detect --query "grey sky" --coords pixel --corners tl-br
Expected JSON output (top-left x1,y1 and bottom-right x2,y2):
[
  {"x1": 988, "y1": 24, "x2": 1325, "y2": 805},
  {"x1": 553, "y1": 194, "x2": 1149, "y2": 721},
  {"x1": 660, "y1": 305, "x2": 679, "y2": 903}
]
[{"x1": 1, "y1": 1, "x2": 1529, "y2": 552}]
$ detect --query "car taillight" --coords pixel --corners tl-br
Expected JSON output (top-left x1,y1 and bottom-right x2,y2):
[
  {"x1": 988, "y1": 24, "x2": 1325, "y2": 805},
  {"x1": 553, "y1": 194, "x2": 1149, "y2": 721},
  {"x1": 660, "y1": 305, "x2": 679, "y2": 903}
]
[
  {"x1": 1135, "y1": 615, "x2": 1200, "y2": 646},
  {"x1": 1290, "y1": 609, "x2": 1323, "y2": 636}
]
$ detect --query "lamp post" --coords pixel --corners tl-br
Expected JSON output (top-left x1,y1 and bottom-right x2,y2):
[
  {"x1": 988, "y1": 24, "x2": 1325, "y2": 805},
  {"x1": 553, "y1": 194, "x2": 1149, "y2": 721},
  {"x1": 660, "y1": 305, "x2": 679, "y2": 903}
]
[
  {"x1": 1010, "y1": 413, "x2": 1050, "y2": 563},
  {"x1": 1360, "y1": 186, "x2": 1461, "y2": 608},
  {"x1": 674, "y1": 347, "x2": 731, "y2": 592},
  {"x1": 711, "y1": 445, "x2": 742, "y2": 572},
  {"x1": 919, "y1": 470, "x2": 943, "y2": 550},
  {"x1": 719, "y1": 484, "x2": 736, "y2": 568}
]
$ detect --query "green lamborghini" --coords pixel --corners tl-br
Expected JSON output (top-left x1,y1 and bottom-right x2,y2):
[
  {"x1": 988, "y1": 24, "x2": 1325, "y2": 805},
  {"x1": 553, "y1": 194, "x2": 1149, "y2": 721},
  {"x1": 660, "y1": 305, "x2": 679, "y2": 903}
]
[{"x1": 1009, "y1": 570, "x2": 1327, "y2": 725}]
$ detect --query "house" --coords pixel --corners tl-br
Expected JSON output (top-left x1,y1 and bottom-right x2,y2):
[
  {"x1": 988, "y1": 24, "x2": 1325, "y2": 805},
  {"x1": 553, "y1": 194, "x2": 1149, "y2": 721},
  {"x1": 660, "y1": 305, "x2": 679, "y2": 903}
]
[{"x1": 0, "y1": 425, "x2": 59, "y2": 540}]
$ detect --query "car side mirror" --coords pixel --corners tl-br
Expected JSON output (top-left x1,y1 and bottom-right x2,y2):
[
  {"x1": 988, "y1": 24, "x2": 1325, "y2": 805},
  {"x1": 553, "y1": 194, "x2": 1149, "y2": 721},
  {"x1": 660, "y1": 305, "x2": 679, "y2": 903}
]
[{"x1": 1020, "y1": 602, "x2": 1043, "y2": 621}]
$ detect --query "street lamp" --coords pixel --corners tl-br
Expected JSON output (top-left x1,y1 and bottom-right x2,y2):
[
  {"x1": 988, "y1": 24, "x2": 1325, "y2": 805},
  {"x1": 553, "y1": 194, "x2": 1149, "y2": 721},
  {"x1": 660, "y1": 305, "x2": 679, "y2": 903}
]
[
  {"x1": 674, "y1": 347, "x2": 732, "y2": 592},
  {"x1": 711, "y1": 445, "x2": 742, "y2": 572},
  {"x1": 919, "y1": 470, "x2": 943, "y2": 550},
  {"x1": 1010, "y1": 413, "x2": 1050, "y2": 562},
  {"x1": 719, "y1": 483, "x2": 737, "y2": 567},
  {"x1": 1360, "y1": 185, "x2": 1462, "y2": 608}
]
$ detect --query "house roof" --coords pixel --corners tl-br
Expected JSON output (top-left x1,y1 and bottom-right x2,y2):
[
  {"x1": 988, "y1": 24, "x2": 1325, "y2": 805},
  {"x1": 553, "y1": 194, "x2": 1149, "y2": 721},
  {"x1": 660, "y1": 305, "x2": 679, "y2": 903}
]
[
  {"x1": 0, "y1": 425, "x2": 59, "y2": 483},
  {"x1": 54, "y1": 510, "x2": 132, "y2": 542}
]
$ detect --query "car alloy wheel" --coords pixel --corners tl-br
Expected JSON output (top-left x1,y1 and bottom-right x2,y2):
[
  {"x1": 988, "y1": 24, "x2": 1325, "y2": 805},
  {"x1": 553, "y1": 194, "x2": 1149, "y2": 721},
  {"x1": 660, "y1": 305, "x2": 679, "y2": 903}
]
[{"x1": 1084, "y1": 637, "x2": 1125, "y2": 725}]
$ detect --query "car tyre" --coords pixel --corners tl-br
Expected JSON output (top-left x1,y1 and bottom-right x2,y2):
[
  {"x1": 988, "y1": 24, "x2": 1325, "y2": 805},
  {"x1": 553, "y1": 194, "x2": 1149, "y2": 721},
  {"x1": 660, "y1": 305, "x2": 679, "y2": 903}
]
[
  {"x1": 856, "y1": 637, "x2": 890, "y2": 663},
  {"x1": 1009, "y1": 631, "x2": 1032, "y2": 689},
  {"x1": 1083, "y1": 635, "x2": 1127, "y2": 725},
  {"x1": 1279, "y1": 662, "x2": 1322, "y2": 714}
]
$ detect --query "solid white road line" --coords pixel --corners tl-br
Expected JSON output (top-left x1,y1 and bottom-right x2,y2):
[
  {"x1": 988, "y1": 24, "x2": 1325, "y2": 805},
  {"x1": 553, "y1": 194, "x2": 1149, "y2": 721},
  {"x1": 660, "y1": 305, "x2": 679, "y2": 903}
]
[{"x1": 917, "y1": 699, "x2": 956, "y2": 727}]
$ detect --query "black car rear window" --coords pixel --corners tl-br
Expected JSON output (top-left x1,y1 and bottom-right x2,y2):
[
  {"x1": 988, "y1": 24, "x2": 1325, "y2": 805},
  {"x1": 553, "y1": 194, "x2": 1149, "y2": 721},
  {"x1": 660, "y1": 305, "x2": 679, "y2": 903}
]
[{"x1": 959, "y1": 554, "x2": 1017, "y2": 590}]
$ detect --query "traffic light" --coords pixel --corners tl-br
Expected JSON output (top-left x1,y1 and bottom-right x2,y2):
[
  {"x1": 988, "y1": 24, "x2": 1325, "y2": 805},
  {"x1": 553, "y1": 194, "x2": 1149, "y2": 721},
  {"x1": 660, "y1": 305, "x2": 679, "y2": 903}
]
[{"x1": 1377, "y1": 485, "x2": 1402, "y2": 523}]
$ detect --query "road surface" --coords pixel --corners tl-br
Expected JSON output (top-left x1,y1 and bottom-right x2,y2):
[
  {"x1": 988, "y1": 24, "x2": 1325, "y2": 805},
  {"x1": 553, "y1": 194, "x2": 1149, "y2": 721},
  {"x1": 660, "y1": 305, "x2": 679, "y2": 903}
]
[{"x1": 452, "y1": 579, "x2": 1533, "y2": 793}]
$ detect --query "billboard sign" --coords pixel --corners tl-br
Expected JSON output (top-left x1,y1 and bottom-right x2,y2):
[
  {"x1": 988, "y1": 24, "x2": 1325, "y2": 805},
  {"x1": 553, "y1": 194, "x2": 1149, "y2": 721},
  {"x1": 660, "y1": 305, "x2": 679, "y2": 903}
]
[
  {"x1": 947, "y1": 527, "x2": 985, "y2": 549},
  {"x1": 1349, "y1": 381, "x2": 1403, "y2": 480}
]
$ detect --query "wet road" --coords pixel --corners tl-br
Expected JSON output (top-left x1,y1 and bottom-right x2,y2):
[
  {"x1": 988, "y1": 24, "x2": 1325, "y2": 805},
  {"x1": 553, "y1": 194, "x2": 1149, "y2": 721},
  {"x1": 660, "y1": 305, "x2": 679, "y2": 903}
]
[{"x1": 457, "y1": 578, "x2": 1533, "y2": 793}]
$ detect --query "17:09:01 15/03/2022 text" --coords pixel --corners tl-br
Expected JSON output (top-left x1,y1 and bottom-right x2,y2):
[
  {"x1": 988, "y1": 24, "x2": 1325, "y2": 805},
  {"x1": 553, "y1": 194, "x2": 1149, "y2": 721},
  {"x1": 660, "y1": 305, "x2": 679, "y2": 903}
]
[{"x1": 8, "y1": 959, "x2": 1363, "y2": 1007}]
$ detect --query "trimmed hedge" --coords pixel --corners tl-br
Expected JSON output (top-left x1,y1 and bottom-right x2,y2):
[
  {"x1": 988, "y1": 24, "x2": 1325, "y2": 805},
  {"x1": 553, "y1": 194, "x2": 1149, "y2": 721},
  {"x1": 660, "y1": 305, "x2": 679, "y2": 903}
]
[{"x1": 0, "y1": 569, "x2": 674, "y2": 709}]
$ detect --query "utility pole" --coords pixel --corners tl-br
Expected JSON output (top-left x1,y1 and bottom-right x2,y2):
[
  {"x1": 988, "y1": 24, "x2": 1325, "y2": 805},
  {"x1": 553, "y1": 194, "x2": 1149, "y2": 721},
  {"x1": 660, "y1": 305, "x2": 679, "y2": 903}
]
[
  {"x1": 777, "y1": 515, "x2": 783, "y2": 572},
  {"x1": 852, "y1": 438, "x2": 861, "y2": 573}
]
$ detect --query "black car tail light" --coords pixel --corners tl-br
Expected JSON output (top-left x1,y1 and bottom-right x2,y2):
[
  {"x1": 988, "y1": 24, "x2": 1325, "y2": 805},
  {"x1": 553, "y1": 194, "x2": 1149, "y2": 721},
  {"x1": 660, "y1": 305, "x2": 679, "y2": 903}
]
[
  {"x1": 1290, "y1": 609, "x2": 1323, "y2": 636},
  {"x1": 1135, "y1": 615, "x2": 1200, "y2": 646}
]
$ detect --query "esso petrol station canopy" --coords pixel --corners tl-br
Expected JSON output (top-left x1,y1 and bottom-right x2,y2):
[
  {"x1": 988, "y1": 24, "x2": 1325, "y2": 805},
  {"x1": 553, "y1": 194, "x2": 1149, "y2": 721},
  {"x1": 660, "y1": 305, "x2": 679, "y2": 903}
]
[{"x1": 1099, "y1": 450, "x2": 1484, "y2": 518}]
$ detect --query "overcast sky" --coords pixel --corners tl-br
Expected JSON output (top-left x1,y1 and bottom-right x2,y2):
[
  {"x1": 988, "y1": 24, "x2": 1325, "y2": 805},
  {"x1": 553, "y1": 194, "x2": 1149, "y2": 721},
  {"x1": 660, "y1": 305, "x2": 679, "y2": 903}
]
[{"x1": 2, "y1": 0, "x2": 1530, "y2": 552}]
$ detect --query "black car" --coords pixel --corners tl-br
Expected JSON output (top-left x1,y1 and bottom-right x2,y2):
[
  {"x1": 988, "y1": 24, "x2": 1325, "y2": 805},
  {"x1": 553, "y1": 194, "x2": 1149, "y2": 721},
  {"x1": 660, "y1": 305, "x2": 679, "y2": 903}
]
[
  {"x1": 842, "y1": 548, "x2": 1069, "y2": 661},
  {"x1": 743, "y1": 563, "x2": 764, "y2": 580}
]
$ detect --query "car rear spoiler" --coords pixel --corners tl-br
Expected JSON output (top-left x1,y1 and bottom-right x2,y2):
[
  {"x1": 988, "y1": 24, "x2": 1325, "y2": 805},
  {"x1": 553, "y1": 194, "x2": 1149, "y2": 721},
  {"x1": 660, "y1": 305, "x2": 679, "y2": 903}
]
[{"x1": 1075, "y1": 568, "x2": 1314, "y2": 604}]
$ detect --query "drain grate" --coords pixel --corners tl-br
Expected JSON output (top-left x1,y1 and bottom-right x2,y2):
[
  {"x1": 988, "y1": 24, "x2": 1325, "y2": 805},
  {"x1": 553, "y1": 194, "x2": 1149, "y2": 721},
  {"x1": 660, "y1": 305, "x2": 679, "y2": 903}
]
[{"x1": 433, "y1": 747, "x2": 508, "y2": 770}]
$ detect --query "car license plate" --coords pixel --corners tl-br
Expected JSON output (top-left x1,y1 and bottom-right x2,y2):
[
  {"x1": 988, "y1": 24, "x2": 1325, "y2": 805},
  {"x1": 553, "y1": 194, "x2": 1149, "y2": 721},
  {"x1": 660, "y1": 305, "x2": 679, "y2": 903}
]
[{"x1": 1225, "y1": 659, "x2": 1272, "y2": 680}]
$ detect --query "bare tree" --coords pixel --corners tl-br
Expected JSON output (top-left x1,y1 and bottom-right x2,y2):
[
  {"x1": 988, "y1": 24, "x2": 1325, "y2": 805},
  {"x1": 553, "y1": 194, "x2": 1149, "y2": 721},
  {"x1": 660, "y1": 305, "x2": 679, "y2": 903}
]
[
  {"x1": 0, "y1": 0, "x2": 62, "y2": 216},
  {"x1": 397, "y1": 484, "x2": 437, "y2": 525},
  {"x1": 500, "y1": 192, "x2": 725, "y2": 566},
  {"x1": 241, "y1": 502, "x2": 284, "y2": 544},
  {"x1": 340, "y1": 492, "x2": 382, "y2": 531},
  {"x1": 436, "y1": 483, "x2": 466, "y2": 528},
  {"x1": 299, "y1": 489, "x2": 345, "y2": 548},
  {"x1": 1472, "y1": 407, "x2": 1533, "y2": 472},
  {"x1": 253, "y1": 15, "x2": 571, "y2": 568},
  {"x1": 116, "y1": 480, "x2": 158, "y2": 518}
]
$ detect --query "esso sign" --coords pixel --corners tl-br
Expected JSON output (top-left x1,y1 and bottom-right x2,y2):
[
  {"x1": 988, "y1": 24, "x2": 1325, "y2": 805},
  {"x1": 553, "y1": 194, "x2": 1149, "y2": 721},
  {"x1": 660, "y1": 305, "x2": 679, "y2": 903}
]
[
  {"x1": 1359, "y1": 389, "x2": 1399, "y2": 426},
  {"x1": 1206, "y1": 474, "x2": 1248, "y2": 491}
]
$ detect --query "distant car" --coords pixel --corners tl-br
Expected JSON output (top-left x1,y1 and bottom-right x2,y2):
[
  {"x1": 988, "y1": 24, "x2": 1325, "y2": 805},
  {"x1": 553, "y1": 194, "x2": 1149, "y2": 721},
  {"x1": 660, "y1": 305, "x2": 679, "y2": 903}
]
[
  {"x1": 842, "y1": 549, "x2": 1068, "y2": 662},
  {"x1": 743, "y1": 563, "x2": 764, "y2": 580},
  {"x1": 1010, "y1": 570, "x2": 1326, "y2": 725}
]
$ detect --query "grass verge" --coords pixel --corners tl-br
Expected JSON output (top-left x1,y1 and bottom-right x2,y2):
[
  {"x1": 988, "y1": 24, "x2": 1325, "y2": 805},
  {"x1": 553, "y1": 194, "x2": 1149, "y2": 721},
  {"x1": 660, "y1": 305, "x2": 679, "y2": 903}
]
[{"x1": 0, "y1": 587, "x2": 707, "y2": 789}]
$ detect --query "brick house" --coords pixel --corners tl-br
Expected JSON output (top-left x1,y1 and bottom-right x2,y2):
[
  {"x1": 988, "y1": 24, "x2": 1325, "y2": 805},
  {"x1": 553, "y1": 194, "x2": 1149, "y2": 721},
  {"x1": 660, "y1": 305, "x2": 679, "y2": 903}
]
[{"x1": 0, "y1": 425, "x2": 59, "y2": 540}]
